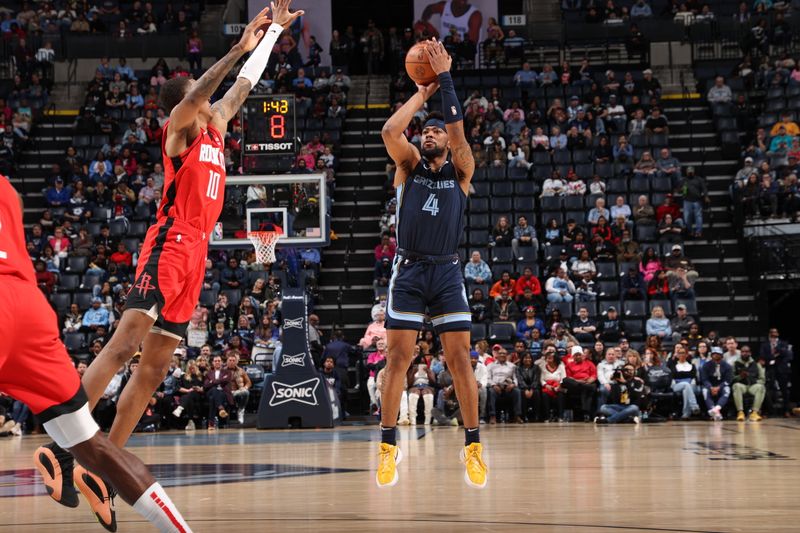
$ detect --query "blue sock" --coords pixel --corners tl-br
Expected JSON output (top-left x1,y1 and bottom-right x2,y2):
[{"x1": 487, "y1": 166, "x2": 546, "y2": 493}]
[
  {"x1": 465, "y1": 426, "x2": 480, "y2": 446},
  {"x1": 380, "y1": 425, "x2": 397, "y2": 446}
]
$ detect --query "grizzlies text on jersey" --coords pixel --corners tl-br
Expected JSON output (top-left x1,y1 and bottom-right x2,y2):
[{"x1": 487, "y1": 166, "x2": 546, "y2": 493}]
[{"x1": 386, "y1": 158, "x2": 471, "y2": 334}]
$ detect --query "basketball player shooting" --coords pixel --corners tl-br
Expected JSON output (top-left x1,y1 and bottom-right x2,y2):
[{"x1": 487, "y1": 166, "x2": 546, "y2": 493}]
[
  {"x1": 34, "y1": 2, "x2": 303, "y2": 530},
  {"x1": 377, "y1": 39, "x2": 487, "y2": 489},
  {"x1": 0, "y1": 177, "x2": 191, "y2": 532}
]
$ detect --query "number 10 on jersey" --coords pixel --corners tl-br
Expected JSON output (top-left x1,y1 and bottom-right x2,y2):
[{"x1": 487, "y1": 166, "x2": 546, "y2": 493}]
[
  {"x1": 207, "y1": 170, "x2": 221, "y2": 200},
  {"x1": 422, "y1": 194, "x2": 440, "y2": 216}
]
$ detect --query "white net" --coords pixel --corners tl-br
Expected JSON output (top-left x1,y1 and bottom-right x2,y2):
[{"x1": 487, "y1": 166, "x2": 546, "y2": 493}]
[{"x1": 247, "y1": 231, "x2": 282, "y2": 264}]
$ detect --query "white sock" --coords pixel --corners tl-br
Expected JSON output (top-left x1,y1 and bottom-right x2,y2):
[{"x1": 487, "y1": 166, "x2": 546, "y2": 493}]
[{"x1": 133, "y1": 482, "x2": 192, "y2": 533}]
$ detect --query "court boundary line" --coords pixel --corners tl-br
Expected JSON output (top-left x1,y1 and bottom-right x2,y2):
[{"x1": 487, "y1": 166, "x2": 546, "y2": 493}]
[{"x1": 0, "y1": 517, "x2": 727, "y2": 532}]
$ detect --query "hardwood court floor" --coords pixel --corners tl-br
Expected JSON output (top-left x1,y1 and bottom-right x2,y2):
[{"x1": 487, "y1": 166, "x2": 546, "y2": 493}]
[{"x1": 1, "y1": 420, "x2": 798, "y2": 532}]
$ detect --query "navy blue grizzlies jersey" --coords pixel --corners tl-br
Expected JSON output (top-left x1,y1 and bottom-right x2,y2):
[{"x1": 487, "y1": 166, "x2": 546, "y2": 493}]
[
  {"x1": 396, "y1": 159, "x2": 466, "y2": 256},
  {"x1": 386, "y1": 157, "x2": 472, "y2": 334}
]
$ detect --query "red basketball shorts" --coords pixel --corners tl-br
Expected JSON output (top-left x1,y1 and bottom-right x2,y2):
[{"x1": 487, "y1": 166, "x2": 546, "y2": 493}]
[
  {"x1": 0, "y1": 277, "x2": 98, "y2": 448},
  {"x1": 126, "y1": 217, "x2": 208, "y2": 339}
]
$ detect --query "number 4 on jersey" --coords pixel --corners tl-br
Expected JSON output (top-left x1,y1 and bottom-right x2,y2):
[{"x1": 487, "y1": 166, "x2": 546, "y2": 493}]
[{"x1": 422, "y1": 194, "x2": 440, "y2": 217}]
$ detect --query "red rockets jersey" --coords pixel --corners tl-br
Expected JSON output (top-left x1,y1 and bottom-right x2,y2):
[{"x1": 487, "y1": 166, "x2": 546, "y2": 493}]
[
  {"x1": 0, "y1": 175, "x2": 36, "y2": 284},
  {"x1": 159, "y1": 120, "x2": 227, "y2": 235}
]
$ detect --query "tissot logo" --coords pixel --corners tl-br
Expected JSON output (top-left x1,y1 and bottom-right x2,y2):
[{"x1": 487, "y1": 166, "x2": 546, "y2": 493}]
[
  {"x1": 247, "y1": 142, "x2": 294, "y2": 151},
  {"x1": 269, "y1": 378, "x2": 320, "y2": 407},
  {"x1": 281, "y1": 353, "x2": 306, "y2": 367},
  {"x1": 283, "y1": 318, "x2": 303, "y2": 329}
]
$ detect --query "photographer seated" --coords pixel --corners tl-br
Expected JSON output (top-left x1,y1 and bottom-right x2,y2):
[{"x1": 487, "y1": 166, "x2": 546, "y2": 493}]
[{"x1": 595, "y1": 363, "x2": 645, "y2": 424}]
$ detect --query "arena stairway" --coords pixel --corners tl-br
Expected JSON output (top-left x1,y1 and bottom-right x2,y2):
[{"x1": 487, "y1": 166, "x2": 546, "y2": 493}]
[
  {"x1": 661, "y1": 97, "x2": 763, "y2": 341},
  {"x1": 316, "y1": 105, "x2": 389, "y2": 341},
  {"x1": 12, "y1": 112, "x2": 76, "y2": 224}
]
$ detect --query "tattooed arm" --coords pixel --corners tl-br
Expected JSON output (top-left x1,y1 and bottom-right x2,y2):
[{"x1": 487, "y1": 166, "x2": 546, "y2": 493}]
[{"x1": 209, "y1": 0, "x2": 304, "y2": 133}]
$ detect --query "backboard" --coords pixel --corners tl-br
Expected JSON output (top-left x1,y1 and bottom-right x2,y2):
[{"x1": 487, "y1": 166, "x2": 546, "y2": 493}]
[{"x1": 210, "y1": 173, "x2": 329, "y2": 248}]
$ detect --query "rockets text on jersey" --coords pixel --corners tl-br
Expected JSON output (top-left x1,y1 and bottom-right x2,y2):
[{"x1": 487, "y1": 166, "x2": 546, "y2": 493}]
[{"x1": 160, "y1": 120, "x2": 227, "y2": 235}]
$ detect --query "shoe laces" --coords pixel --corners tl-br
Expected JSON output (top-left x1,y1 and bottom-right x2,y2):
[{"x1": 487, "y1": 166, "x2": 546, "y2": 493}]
[
  {"x1": 377, "y1": 443, "x2": 396, "y2": 474},
  {"x1": 462, "y1": 445, "x2": 487, "y2": 474}
]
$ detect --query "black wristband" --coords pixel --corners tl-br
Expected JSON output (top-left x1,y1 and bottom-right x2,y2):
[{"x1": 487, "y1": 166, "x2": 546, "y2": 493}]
[{"x1": 438, "y1": 71, "x2": 463, "y2": 123}]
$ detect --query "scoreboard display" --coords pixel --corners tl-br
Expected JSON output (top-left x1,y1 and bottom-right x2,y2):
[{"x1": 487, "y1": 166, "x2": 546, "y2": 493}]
[{"x1": 242, "y1": 95, "x2": 297, "y2": 156}]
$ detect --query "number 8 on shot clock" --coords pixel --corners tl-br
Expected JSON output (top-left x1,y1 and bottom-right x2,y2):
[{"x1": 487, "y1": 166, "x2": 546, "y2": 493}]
[{"x1": 242, "y1": 94, "x2": 297, "y2": 158}]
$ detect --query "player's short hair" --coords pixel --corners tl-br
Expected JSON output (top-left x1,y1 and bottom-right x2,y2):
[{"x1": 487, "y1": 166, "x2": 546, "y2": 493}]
[{"x1": 159, "y1": 77, "x2": 193, "y2": 114}]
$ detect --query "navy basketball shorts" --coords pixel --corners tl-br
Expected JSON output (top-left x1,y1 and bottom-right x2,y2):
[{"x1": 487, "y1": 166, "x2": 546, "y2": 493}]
[{"x1": 385, "y1": 256, "x2": 471, "y2": 334}]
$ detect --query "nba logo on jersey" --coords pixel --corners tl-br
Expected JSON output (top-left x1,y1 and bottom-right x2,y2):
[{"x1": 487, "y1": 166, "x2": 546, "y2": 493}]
[
  {"x1": 212, "y1": 222, "x2": 223, "y2": 240},
  {"x1": 450, "y1": 106, "x2": 458, "y2": 116}
]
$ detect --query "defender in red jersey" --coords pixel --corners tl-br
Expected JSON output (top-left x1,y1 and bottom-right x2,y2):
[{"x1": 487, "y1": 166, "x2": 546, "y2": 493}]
[
  {"x1": 37, "y1": 2, "x2": 305, "y2": 529},
  {"x1": 0, "y1": 176, "x2": 191, "y2": 532}
]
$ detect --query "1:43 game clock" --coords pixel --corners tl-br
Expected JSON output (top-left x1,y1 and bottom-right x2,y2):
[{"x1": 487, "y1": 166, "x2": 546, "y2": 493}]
[{"x1": 242, "y1": 94, "x2": 297, "y2": 157}]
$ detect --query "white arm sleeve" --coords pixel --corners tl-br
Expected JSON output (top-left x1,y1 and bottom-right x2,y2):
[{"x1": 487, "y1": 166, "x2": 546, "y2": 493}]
[{"x1": 237, "y1": 22, "x2": 283, "y2": 87}]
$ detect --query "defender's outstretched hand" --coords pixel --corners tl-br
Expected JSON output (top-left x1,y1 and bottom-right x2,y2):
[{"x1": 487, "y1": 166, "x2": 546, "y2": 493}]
[
  {"x1": 425, "y1": 38, "x2": 452, "y2": 75},
  {"x1": 238, "y1": 6, "x2": 272, "y2": 52},
  {"x1": 271, "y1": 0, "x2": 305, "y2": 28}
]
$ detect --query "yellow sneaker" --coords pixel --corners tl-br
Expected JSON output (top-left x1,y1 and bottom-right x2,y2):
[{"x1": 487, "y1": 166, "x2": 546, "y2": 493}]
[
  {"x1": 460, "y1": 443, "x2": 488, "y2": 489},
  {"x1": 736, "y1": 411, "x2": 746, "y2": 422},
  {"x1": 749, "y1": 411, "x2": 762, "y2": 422},
  {"x1": 375, "y1": 443, "x2": 403, "y2": 488}
]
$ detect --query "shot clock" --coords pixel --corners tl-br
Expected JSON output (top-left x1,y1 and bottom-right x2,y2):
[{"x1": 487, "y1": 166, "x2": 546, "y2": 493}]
[{"x1": 242, "y1": 94, "x2": 297, "y2": 157}]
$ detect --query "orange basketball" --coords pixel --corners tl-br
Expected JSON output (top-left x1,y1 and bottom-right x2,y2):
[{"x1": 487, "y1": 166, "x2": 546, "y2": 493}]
[{"x1": 405, "y1": 42, "x2": 437, "y2": 85}]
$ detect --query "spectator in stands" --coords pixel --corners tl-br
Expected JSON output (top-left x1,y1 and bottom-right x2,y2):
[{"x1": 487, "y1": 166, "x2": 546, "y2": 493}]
[
  {"x1": 517, "y1": 306, "x2": 545, "y2": 341},
  {"x1": 634, "y1": 151, "x2": 658, "y2": 180},
  {"x1": 514, "y1": 62, "x2": 538, "y2": 88},
  {"x1": 516, "y1": 352, "x2": 541, "y2": 422},
  {"x1": 707, "y1": 76, "x2": 733, "y2": 103},
  {"x1": 598, "y1": 307, "x2": 623, "y2": 344},
  {"x1": 656, "y1": 147, "x2": 681, "y2": 182},
  {"x1": 656, "y1": 194, "x2": 682, "y2": 225},
  {"x1": 701, "y1": 347, "x2": 733, "y2": 421},
  {"x1": 546, "y1": 268, "x2": 576, "y2": 303},
  {"x1": 571, "y1": 306, "x2": 597, "y2": 343},
  {"x1": 631, "y1": 0, "x2": 654, "y2": 18},
  {"x1": 493, "y1": 289, "x2": 520, "y2": 322},
  {"x1": 511, "y1": 216, "x2": 537, "y2": 259},
  {"x1": 109, "y1": 242, "x2": 132, "y2": 268},
  {"x1": 646, "y1": 306, "x2": 672, "y2": 339},
  {"x1": 485, "y1": 347, "x2": 522, "y2": 424},
  {"x1": 323, "y1": 330, "x2": 352, "y2": 387},
  {"x1": 760, "y1": 328, "x2": 794, "y2": 417},
  {"x1": 491, "y1": 216, "x2": 513, "y2": 248},
  {"x1": 63, "y1": 303, "x2": 83, "y2": 335},
  {"x1": 489, "y1": 270, "x2": 515, "y2": 299},
  {"x1": 464, "y1": 251, "x2": 491, "y2": 286},
  {"x1": 204, "y1": 355, "x2": 233, "y2": 430},
  {"x1": 373, "y1": 256, "x2": 391, "y2": 300},
  {"x1": 541, "y1": 171, "x2": 567, "y2": 197},
  {"x1": 571, "y1": 249, "x2": 596, "y2": 279},
  {"x1": 646, "y1": 107, "x2": 669, "y2": 137},
  {"x1": 658, "y1": 213, "x2": 683, "y2": 244},
  {"x1": 374, "y1": 234, "x2": 396, "y2": 261},
  {"x1": 616, "y1": 229, "x2": 641, "y2": 264},
  {"x1": 469, "y1": 288, "x2": 491, "y2": 324},
  {"x1": 563, "y1": 346, "x2": 598, "y2": 421},
  {"x1": 514, "y1": 266, "x2": 542, "y2": 301},
  {"x1": 82, "y1": 296, "x2": 110, "y2": 332},
  {"x1": 359, "y1": 310, "x2": 386, "y2": 350},
  {"x1": 732, "y1": 345, "x2": 765, "y2": 422},
  {"x1": 469, "y1": 352, "x2": 489, "y2": 422},
  {"x1": 45, "y1": 177, "x2": 71, "y2": 207},
  {"x1": 587, "y1": 197, "x2": 609, "y2": 225},
  {"x1": 621, "y1": 266, "x2": 646, "y2": 300},
  {"x1": 220, "y1": 257, "x2": 245, "y2": 290},
  {"x1": 610, "y1": 195, "x2": 632, "y2": 221},
  {"x1": 539, "y1": 347, "x2": 566, "y2": 421},
  {"x1": 722, "y1": 336, "x2": 741, "y2": 365},
  {"x1": 549, "y1": 125, "x2": 567, "y2": 151}
]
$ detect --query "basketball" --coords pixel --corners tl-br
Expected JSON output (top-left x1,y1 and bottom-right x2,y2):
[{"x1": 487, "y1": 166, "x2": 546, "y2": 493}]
[{"x1": 405, "y1": 42, "x2": 437, "y2": 85}]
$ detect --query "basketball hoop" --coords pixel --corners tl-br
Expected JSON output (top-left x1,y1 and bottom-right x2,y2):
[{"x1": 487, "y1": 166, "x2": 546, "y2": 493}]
[{"x1": 248, "y1": 230, "x2": 282, "y2": 264}]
